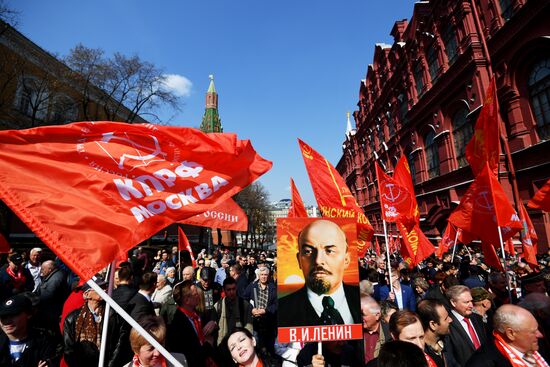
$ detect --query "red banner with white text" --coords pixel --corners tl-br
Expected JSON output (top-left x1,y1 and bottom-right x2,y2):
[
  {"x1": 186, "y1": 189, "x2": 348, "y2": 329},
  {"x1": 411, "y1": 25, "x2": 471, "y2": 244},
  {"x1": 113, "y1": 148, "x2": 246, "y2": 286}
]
[{"x1": 180, "y1": 198, "x2": 248, "y2": 231}]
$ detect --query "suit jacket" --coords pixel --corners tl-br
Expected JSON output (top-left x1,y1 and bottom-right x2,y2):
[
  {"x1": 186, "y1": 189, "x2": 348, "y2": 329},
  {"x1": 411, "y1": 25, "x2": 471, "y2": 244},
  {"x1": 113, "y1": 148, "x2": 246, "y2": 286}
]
[
  {"x1": 112, "y1": 284, "x2": 137, "y2": 311},
  {"x1": 447, "y1": 312, "x2": 488, "y2": 367},
  {"x1": 377, "y1": 283, "x2": 416, "y2": 311},
  {"x1": 128, "y1": 291, "x2": 155, "y2": 321},
  {"x1": 465, "y1": 342, "x2": 513, "y2": 367},
  {"x1": 278, "y1": 284, "x2": 361, "y2": 327},
  {"x1": 166, "y1": 309, "x2": 208, "y2": 367}
]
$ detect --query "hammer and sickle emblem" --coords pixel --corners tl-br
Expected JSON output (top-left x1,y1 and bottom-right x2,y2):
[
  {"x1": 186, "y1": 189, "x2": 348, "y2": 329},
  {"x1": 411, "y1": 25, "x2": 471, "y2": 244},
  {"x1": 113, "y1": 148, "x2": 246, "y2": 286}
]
[{"x1": 475, "y1": 190, "x2": 494, "y2": 212}]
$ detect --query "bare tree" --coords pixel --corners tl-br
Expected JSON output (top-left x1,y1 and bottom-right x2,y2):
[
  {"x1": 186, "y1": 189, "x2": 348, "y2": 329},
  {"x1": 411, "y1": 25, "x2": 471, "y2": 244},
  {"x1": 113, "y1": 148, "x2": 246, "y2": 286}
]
[
  {"x1": 235, "y1": 182, "x2": 272, "y2": 249},
  {"x1": 64, "y1": 44, "x2": 182, "y2": 123},
  {"x1": 0, "y1": 0, "x2": 19, "y2": 28}
]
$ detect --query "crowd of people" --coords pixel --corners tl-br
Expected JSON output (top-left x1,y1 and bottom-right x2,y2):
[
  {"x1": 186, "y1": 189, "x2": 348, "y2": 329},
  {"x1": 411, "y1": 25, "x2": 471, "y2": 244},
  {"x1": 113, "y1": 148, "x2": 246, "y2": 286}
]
[{"x1": 0, "y1": 241, "x2": 549, "y2": 367}]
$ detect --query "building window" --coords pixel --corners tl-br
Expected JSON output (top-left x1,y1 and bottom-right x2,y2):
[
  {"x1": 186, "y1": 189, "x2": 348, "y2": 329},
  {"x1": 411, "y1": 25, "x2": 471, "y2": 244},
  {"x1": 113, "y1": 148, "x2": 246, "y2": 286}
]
[
  {"x1": 452, "y1": 107, "x2": 473, "y2": 167},
  {"x1": 442, "y1": 23, "x2": 458, "y2": 64},
  {"x1": 499, "y1": 0, "x2": 514, "y2": 21},
  {"x1": 398, "y1": 93, "x2": 409, "y2": 124},
  {"x1": 425, "y1": 130, "x2": 440, "y2": 178},
  {"x1": 528, "y1": 57, "x2": 550, "y2": 141},
  {"x1": 414, "y1": 61, "x2": 424, "y2": 96},
  {"x1": 427, "y1": 44, "x2": 440, "y2": 82},
  {"x1": 387, "y1": 111, "x2": 395, "y2": 137},
  {"x1": 377, "y1": 124, "x2": 385, "y2": 145},
  {"x1": 14, "y1": 76, "x2": 49, "y2": 121},
  {"x1": 407, "y1": 152, "x2": 417, "y2": 185}
]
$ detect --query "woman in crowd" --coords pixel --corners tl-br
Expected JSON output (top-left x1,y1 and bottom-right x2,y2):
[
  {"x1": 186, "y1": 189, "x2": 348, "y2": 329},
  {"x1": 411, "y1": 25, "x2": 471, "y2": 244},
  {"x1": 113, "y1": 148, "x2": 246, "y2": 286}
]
[
  {"x1": 225, "y1": 327, "x2": 272, "y2": 367},
  {"x1": 124, "y1": 315, "x2": 187, "y2": 367}
]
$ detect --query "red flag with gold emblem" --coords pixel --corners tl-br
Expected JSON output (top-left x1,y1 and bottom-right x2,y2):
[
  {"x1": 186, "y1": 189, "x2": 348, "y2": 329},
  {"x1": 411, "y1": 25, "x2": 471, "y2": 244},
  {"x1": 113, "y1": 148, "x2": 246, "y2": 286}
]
[
  {"x1": 288, "y1": 177, "x2": 308, "y2": 218},
  {"x1": 298, "y1": 139, "x2": 374, "y2": 256},
  {"x1": 528, "y1": 178, "x2": 550, "y2": 212},
  {"x1": 180, "y1": 198, "x2": 248, "y2": 231},
  {"x1": 518, "y1": 201, "x2": 538, "y2": 267},
  {"x1": 449, "y1": 164, "x2": 522, "y2": 247},
  {"x1": 465, "y1": 77, "x2": 501, "y2": 176},
  {"x1": 397, "y1": 222, "x2": 435, "y2": 266},
  {"x1": 393, "y1": 156, "x2": 420, "y2": 229},
  {"x1": 0, "y1": 121, "x2": 271, "y2": 281}
]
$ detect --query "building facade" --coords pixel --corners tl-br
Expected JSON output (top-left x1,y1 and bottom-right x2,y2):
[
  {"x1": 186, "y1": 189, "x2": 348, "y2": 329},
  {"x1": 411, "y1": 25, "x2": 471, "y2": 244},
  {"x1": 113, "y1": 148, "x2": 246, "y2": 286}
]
[{"x1": 336, "y1": 0, "x2": 550, "y2": 252}]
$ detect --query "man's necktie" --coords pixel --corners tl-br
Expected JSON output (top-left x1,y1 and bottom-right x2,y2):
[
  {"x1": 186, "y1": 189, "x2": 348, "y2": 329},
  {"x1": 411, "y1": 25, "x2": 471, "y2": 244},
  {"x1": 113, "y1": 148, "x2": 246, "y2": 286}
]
[
  {"x1": 320, "y1": 296, "x2": 345, "y2": 325},
  {"x1": 464, "y1": 317, "x2": 481, "y2": 349}
]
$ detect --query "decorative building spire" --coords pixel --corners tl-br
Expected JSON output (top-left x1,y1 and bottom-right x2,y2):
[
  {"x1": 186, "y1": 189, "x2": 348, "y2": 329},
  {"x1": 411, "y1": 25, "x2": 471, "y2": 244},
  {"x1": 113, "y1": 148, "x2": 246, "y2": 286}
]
[
  {"x1": 345, "y1": 111, "x2": 355, "y2": 137},
  {"x1": 200, "y1": 75, "x2": 222, "y2": 133}
]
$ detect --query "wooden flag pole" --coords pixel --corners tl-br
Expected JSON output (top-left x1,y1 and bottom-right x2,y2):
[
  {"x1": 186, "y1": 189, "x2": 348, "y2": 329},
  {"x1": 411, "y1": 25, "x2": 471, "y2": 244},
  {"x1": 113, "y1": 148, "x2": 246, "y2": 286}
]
[
  {"x1": 450, "y1": 230, "x2": 460, "y2": 262},
  {"x1": 383, "y1": 219, "x2": 393, "y2": 293},
  {"x1": 497, "y1": 226, "x2": 513, "y2": 304},
  {"x1": 88, "y1": 280, "x2": 185, "y2": 367}
]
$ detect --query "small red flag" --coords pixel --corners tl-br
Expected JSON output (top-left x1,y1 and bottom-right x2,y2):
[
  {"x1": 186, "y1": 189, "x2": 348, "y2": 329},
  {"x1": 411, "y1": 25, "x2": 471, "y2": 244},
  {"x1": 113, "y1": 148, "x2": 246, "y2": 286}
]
[
  {"x1": 298, "y1": 139, "x2": 373, "y2": 256},
  {"x1": 0, "y1": 233, "x2": 10, "y2": 254},
  {"x1": 465, "y1": 76, "x2": 501, "y2": 176},
  {"x1": 288, "y1": 178, "x2": 308, "y2": 218},
  {"x1": 393, "y1": 156, "x2": 420, "y2": 230},
  {"x1": 449, "y1": 164, "x2": 522, "y2": 247},
  {"x1": 178, "y1": 226, "x2": 196, "y2": 267},
  {"x1": 375, "y1": 237, "x2": 381, "y2": 257},
  {"x1": 0, "y1": 121, "x2": 271, "y2": 281},
  {"x1": 374, "y1": 162, "x2": 416, "y2": 230},
  {"x1": 481, "y1": 241, "x2": 504, "y2": 271},
  {"x1": 397, "y1": 222, "x2": 435, "y2": 267},
  {"x1": 436, "y1": 222, "x2": 457, "y2": 259},
  {"x1": 528, "y1": 178, "x2": 550, "y2": 212},
  {"x1": 518, "y1": 201, "x2": 538, "y2": 267},
  {"x1": 181, "y1": 198, "x2": 248, "y2": 231},
  {"x1": 505, "y1": 238, "x2": 516, "y2": 256}
]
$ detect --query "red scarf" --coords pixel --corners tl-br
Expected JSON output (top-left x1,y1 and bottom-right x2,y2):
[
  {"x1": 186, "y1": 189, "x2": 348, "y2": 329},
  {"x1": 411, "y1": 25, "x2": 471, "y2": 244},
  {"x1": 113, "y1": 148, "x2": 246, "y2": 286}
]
[
  {"x1": 493, "y1": 331, "x2": 549, "y2": 367},
  {"x1": 424, "y1": 353, "x2": 438, "y2": 367},
  {"x1": 131, "y1": 354, "x2": 167, "y2": 367},
  {"x1": 177, "y1": 306, "x2": 205, "y2": 344},
  {"x1": 6, "y1": 266, "x2": 26, "y2": 290}
]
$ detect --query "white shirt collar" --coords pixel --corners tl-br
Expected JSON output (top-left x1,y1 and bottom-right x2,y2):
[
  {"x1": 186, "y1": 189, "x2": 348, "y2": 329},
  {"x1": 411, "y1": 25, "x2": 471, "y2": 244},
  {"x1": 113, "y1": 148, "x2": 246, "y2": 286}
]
[
  {"x1": 139, "y1": 290, "x2": 152, "y2": 302},
  {"x1": 306, "y1": 283, "x2": 354, "y2": 324}
]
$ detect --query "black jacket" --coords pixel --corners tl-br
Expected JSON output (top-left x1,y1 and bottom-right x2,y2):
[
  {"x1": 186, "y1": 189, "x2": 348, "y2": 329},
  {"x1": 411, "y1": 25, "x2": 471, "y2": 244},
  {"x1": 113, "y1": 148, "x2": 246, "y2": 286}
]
[
  {"x1": 278, "y1": 284, "x2": 361, "y2": 327},
  {"x1": 128, "y1": 291, "x2": 155, "y2": 321},
  {"x1": 112, "y1": 284, "x2": 137, "y2": 311},
  {"x1": 447, "y1": 312, "x2": 488, "y2": 367},
  {"x1": 0, "y1": 327, "x2": 61, "y2": 367},
  {"x1": 465, "y1": 342, "x2": 513, "y2": 367}
]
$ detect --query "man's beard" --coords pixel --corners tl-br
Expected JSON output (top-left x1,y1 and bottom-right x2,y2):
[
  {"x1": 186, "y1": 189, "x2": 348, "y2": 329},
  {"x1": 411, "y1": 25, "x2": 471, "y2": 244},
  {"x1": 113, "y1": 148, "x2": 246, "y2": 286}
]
[{"x1": 307, "y1": 277, "x2": 331, "y2": 295}]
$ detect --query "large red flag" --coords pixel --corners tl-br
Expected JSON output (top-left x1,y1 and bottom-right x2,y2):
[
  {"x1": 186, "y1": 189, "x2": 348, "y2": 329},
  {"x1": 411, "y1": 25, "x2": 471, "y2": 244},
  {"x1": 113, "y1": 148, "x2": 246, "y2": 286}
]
[
  {"x1": 374, "y1": 162, "x2": 416, "y2": 230},
  {"x1": 393, "y1": 156, "x2": 420, "y2": 229},
  {"x1": 465, "y1": 77, "x2": 501, "y2": 176},
  {"x1": 178, "y1": 226, "x2": 196, "y2": 267},
  {"x1": 298, "y1": 139, "x2": 374, "y2": 256},
  {"x1": 397, "y1": 222, "x2": 435, "y2": 266},
  {"x1": 180, "y1": 198, "x2": 248, "y2": 231},
  {"x1": 0, "y1": 233, "x2": 9, "y2": 254},
  {"x1": 0, "y1": 121, "x2": 271, "y2": 281},
  {"x1": 288, "y1": 177, "x2": 308, "y2": 218},
  {"x1": 436, "y1": 222, "x2": 457, "y2": 259},
  {"x1": 518, "y1": 201, "x2": 538, "y2": 267},
  {"x1": 449, "y1": 164, "x2": 522, "y2": 247},
  {"x1": 481, "y1": 241, "x2": 504, "y2": 271},
  {"x1": 528, "y1": 178, "x2": 550, "y2": 212}
]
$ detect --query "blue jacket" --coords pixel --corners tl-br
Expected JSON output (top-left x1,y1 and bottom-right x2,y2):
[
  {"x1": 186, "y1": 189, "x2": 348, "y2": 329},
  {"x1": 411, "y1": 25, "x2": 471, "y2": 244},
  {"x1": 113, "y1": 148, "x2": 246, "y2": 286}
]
[{"x1": 377, "y1": 283, "x2": 416, "y2": 311}]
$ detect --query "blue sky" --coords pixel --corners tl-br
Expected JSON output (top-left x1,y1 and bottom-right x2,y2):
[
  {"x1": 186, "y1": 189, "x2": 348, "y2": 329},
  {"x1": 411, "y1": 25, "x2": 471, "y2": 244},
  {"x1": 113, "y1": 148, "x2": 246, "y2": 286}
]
[{"x1": 10, "y1": 0, "x2": 415, "y2": 206}]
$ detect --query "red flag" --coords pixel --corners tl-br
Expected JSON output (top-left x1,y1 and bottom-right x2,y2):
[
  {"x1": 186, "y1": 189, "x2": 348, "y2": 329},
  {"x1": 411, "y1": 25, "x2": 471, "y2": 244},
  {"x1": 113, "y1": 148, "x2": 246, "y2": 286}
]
[
  {"x1": 298, "y1": 139, "x2": 373, "y2": 256},
  {"x1": 397, "y1": 222, "x2": 435, "y2": 266},
  {"x1": 0, "y1": 121, "x2": 271, "y2": 281},
  {"x1": 528, "y1": 178, "x2": 550, "y2": 212},
  {"x1": 375, "y1": 237, "x2": 381, "y2": 257},
  {"x1": 505, "y1": 238, "x2": 516, "y2": 256},
  {"x1": 178, "y1": 226, "x2": 196, "y2": 267},
  {"x1": 465, "y1": 77, "x2": 501, "y2": 176},
  {"x1": 436, "y1": 222, "x2": 457, "y2": 259},
  {"x1": 449, "y1": 164, "x2": 522, "y2": 247},
  {"x1": 374, "y1": 162, "x2": 416, "y2": 230},
  {"x1": 481, "y1": 241, "x2": 504, "y2": 271},
  {"x1": 518, "y1": 201, "x2": 538, "y2": 267},
  {"x1": 181, "y1": 198, "x2": 248, "y2": 231},
  {"x1": 388, "y1": 234, "x2": 395, "y2": 254},
  {"x1": 288, "y1": 177, "x2": 308, "y2": 218},
  {"x1": 0, "y1": 233, "x2": 10, "y2": 254},
  {"x1": 393, "y1": 156, "x2": 420, "y2": 229}
]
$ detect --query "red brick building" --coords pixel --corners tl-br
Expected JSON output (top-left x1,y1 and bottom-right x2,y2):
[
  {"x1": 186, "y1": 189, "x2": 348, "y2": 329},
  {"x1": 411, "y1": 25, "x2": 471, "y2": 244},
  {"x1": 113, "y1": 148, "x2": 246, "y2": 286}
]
[{"x1": 336, "y1": 0, "x2": 550, "y2": 252}]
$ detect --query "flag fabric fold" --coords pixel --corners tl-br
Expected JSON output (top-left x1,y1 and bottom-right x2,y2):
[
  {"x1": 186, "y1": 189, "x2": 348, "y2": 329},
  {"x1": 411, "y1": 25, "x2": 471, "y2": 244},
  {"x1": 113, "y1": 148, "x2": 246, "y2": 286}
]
[
  {"x1": 393, "y1": 157, "x2": 420, "y2": 230},
  {"x1": 178, "y1": 226, "x2": 196, "y2": 267},
  {"x1": 528, "y1": 178, "x2": 550, "y2": 212},
  {"x1": 436, "y1": 222, "x2": 457, "y2": 259},
  {"x1": 397, "y1": 222, "x2": 435, "y2": 267},
  {"x1": 518, "y1": 201, "x2": 538, "y2": 267},
  {"x1": 180, "y1": 198, "x2": 248, "y2": 231},
  {"x1": 298, "y1": 139, "x2": 373, "y2": 256},
  {"x1": 288, "y1": 177, "x2": 308, "y2": 218},
  {"x1": 448, "y1": 164, "x2": 522, "y2": 247},
  {"x1": 0, "y1": 121, "x2": 272, "y2": 280},
  {"x1": 465, "y1": 77, "x2": 501, "y2": 176}
]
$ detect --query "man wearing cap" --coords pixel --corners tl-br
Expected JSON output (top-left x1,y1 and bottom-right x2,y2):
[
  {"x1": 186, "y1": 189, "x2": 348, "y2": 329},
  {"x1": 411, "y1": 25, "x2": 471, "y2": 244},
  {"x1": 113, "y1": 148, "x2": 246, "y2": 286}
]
[
  {"x1": 196, "y1": 267, "x2": 222, "y2": 312},
  {"x1": 0, "y1": 294, "x2": 60, "y2": 366},
  {"x1": 521, "y1": 272, "x2": 547, "y2": 299},
  {"x1": 471, "y1": 287, "x2": 494, "y2": 328},
  {"x1": 26, "y1": 248, "x2": 43, "y2": 292},
  {"x1": 0, "y1": 254, "x2": 34, "y2": 302}
]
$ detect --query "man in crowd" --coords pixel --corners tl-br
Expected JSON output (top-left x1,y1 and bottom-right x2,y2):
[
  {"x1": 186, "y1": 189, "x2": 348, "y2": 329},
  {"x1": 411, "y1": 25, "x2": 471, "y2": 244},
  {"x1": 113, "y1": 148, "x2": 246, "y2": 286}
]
[
  {"x1": 521, "y1": 272, "x2": 547, "y2": 298},
  {"x1": 466, "y1": 304, "x2": 547, "y2": 367},
  {"x1": 446, "y1": 285, "x2": 487, "y2": 366},
  {"x1": 26, "y1": 248, "x2": 43, "y2": 292},
  {"x1": 417, "y1": 299, "x2": 455, "y2": 367},
  {"x1": 361, "y1": 295, "x2": 390, "y2": 364},
  {"x1": 155, "y1": 251, "x2": 175, "y2": 276},
  {"x1": 488, "y1": 272, "x2": 516, "y2": 307},
  {"x1": 181, "y1": 265, "x2": 195, "y2": 282},
  {"x1": 229, "y1": 263, "x2": 249, "y2": 299},
  {"x1": 471, "y1": 287, "x2": 494, "y2": 327},
  {"x1": 377, "y1": 267, "x2": 416, "y2": 311},
  {"x1": 111, "y1": 266, "x2": 136, "y2": 311},
  {"x1": 0, "y1": 253, "x2": 33, "y2": 301},
  {"x1": 194, "y1": 258, "x2": 206, "y2": 281},
  {"x1": 278, "y1": 219, "x2": 361, "y2": 327},
  {"x1": 214, "y1": 276, "x2": 253, "y2": 346},
  {"x1": 151, "y1": 274, "x2": 172, "y2": 315},
  {"x1": 35, "y1": 260, "x2": 67, "y2": 331},
  {"x1": 214, "y1": 257, "x2": 229, "y2": 286},
  {"x1": 128, "y1": 272, "x2": 157, "y2": 321},
  {"x1": 196, "y1": 267, "x2": 222, "y2": 312}
]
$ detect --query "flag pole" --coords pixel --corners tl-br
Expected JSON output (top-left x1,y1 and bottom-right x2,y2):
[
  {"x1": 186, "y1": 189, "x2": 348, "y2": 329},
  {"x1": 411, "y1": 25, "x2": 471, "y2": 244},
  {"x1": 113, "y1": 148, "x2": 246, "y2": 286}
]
[
  {"x1": 497, "y1": 226, "x2": 513, "y2": 304},
  {"x1": 383, "y1": 219, "x2": 393, "y2": 293},
  {"x1": 87, "y1": 280, "x2": 184, "y2": 367},
  {"x1": 450, "y1": 230, "x2": 460, "y2": 262},
  {"x1": 98, "y1": 261, "x2": 116, "y2": 367}
]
